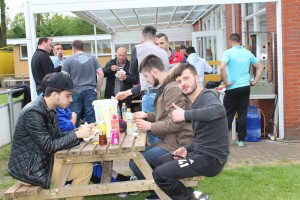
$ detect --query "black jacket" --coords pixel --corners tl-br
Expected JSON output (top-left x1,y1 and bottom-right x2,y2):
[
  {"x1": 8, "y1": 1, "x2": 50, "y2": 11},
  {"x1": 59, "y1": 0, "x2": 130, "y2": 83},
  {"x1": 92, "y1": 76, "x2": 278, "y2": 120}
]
[
  {"x1": 103, "y1": 58, "x2": 135, "y2": 99},
  {"x1": 31, "y1": 49, "x2": 61, "y2": 93},
  {"x1": 7, "y1": 98, "x2": 80, "y2": 188}
]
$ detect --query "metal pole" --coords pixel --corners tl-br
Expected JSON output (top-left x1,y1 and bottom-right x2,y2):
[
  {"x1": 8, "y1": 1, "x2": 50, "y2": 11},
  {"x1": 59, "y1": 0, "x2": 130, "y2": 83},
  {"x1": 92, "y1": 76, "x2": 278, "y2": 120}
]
[{"x1": 7, "y1": 89, "x2": 15, "y2": 140}]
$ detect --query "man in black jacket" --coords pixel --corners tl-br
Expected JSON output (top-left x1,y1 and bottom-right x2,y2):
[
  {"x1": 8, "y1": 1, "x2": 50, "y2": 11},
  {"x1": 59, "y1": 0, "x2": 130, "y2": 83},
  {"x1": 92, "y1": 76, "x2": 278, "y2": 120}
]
[
  {"x1": 31, "y1": 37, "x2": 62, "y2": 95},
  {"x1": 7, "y1": 73, "x2": 93, "y2": 199},
  {"x1": 103, "y1": 47, "x2": 134, "y2": 108}
]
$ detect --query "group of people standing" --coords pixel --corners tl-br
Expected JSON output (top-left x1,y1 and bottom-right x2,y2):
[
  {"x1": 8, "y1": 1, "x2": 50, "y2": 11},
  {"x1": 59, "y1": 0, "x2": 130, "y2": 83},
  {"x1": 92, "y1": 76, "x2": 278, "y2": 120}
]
[{"x1": 7, "y1": 24, "x2": 263, "y2": 200}]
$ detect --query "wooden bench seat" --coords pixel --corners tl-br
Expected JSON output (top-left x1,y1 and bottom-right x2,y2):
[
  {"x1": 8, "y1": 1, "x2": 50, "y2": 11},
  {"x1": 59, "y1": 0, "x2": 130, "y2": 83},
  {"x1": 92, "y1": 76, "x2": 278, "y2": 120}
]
[
  {"x1": 3, "y1": 177, "x2": 203, "y2": 199},
  {"x1": 4, "y1": 182, "x2": 41, "y2": 199}
]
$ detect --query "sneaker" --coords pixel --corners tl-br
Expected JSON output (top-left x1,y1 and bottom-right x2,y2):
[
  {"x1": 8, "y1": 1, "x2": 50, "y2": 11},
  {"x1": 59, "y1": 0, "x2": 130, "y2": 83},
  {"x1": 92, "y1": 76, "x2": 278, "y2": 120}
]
[
  {"x1": 118, "y1": 193, "x2": 128, "y2": 198},
  {"x1": 193, "y1": 191, "x2": 210, "y2": 200},
  {"x1": 129, "y1": 175, "x2": 138, "y2": 181},
  {"x1": 236, "y1": 140, "x2": 245, "y2": 147},
  {"x1": 145, "y1": 194, "x2": 160, "y2": 200},
  {"x1": 118, "y1": 176, "x2": 140, "y2": 198}
]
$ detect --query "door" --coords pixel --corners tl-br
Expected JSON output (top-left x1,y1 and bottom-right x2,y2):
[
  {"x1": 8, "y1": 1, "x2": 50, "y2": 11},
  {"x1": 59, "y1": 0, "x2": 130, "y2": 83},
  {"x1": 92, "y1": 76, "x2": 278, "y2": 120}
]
[{"x1": 192, "y1": 30, "x2": 225, "y2": 74}]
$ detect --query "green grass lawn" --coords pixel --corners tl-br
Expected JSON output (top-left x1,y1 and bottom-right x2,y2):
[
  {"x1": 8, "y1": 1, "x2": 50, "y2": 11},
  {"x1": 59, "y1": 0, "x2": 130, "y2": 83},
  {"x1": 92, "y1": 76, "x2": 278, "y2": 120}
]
[
  {"x1": 1, "y1": 145, "x2": 299, "y2": 199},
  {"x1": 0, "y1": 94, "x2": 23, "y2": 105}
]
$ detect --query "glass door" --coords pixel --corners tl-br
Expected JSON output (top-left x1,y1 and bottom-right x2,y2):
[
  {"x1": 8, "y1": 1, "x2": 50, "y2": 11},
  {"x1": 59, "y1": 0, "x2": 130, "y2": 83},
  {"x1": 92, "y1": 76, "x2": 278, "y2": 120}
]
[{"x1": 192, "y1": 30, "x2": 225, "y2": 74}]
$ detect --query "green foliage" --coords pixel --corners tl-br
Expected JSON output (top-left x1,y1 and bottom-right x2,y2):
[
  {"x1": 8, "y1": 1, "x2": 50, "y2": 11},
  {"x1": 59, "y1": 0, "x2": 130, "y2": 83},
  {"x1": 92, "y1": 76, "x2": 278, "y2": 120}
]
[
  {"x1": 0, "y1": 94, "x2": 23, "y2": 105},
  {"x1": 7, "y1": 13, "x2": 26, "y2": 38},
  {"x1": 7, "y1": 13, "x2": 105, "y2": 39}
]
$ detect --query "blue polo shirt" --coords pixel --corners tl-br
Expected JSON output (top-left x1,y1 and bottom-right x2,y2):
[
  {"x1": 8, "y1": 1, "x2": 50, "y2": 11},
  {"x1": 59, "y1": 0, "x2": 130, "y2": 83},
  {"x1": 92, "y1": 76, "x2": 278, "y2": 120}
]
[{"x1": 221, "y1": 46, "x2": 259, "y2": 90}]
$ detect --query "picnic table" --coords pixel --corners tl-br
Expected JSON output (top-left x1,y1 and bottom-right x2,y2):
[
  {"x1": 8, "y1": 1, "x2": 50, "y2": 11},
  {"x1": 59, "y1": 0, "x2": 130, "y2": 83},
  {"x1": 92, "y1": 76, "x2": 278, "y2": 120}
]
[{"x1": 5, "y1": 131, "x2": 200, "y2": 199}]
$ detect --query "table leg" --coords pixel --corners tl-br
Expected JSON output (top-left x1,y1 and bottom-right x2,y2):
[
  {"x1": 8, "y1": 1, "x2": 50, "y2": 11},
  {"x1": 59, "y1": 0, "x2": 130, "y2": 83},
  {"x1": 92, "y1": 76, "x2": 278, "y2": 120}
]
[
  {"x1": 133, "y1": 152, "x2": 171, "y2": 200},
  {"x1": 53, "y1": 164, "x2": 72, "y2": 187},
  {"x1": 101, "y1": 161, "x2": 113, "y2": 183}
]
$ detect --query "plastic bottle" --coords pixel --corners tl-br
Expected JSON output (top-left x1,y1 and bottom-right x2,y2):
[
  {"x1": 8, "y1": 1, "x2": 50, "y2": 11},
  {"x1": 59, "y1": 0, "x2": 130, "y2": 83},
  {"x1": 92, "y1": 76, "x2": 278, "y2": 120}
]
[
  {"x1": 110, "y1": 129, "x2": 120, "y2": 145},
  {"x1": 245, "y1": 105, "x2": 261, "y2": 142},
  {"x1": 111, "y1": 114, "x2": 119, "y2": 130},
  {"x1": 121, "y1": 103, "x2": 127, "y2": 121},
  {"x1": 126, "y1": 108, "x2": 134, "y2": 135}
]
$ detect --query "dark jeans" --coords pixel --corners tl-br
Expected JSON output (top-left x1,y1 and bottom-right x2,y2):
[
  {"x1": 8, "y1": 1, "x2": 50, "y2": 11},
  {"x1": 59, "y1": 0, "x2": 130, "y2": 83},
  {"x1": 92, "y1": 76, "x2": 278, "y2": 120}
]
[
  {"x1": 70, "y1": 89, "x2": 97, "y2": 126},
  {"x1": 223, "y1": 86, "x2": 250, "y2": 141},
  {"x1": 129, "y1": 146, "x2": 169, "y2": 180},
  {"x1": 152, "y1": 153, "x2": 225, "y2": 200}
]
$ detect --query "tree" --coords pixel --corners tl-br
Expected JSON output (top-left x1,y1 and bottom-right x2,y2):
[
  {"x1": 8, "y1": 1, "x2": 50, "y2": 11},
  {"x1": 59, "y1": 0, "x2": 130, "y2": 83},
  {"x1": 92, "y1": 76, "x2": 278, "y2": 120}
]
[
  {"x1": 7, "y1": 13, "x2": 25, "y2": 38},
  {"x1": 7, "y1": 13, "x2": 105, "y2": 39},
  {"x1": 0, "y1": 0, "x2": 7, "y2": 47}
]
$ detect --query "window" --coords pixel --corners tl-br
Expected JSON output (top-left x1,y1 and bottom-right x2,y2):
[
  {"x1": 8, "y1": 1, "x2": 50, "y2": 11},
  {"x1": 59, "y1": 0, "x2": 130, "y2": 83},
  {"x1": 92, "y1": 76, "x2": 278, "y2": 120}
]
[
  {"x1": 247, "y1": 4, "x2": 254, "y2": 15},
  {"x1": 115, "y1": 44, "x2": 130, "y2": 53},
  {"x1": 84, "y1": 43, "x2": 93, "y2": 54},
  {"x1": 97, "y1": 42, "x2": 111, "y2": 54},
  {"x1": 20, "y1": 45, "x2": 28, "y2": 60}
]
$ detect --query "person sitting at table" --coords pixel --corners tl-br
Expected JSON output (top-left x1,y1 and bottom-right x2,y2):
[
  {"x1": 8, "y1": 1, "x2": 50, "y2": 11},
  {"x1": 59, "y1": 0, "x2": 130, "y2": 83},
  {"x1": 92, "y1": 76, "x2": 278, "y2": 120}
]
[
  {"x1": 7, "y1": 72, "x2": 93, "y2": 200},
  {"x1": 130, "y1": 55, "x2": 193, "y2": 200},
  {"x1": 39, "y1": 74, "x2": 138, "y2": 198},
  {"x1": 151, "y1": 63, "x2": 230, "y2": 200}
]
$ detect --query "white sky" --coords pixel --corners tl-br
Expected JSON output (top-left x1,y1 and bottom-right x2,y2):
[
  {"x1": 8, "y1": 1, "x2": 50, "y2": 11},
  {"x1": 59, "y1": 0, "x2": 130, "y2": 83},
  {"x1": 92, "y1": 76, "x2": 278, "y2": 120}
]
[
  {"x1": 5, "y1": 0, "x2": 25, "y2": 19},
  {"x1": 5, "y1": 0, "x2": 74, "y2": 20}
]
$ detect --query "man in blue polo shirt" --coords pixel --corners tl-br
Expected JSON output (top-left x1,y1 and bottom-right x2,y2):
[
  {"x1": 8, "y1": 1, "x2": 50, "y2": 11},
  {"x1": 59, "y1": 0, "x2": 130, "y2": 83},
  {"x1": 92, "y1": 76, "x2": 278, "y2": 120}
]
[{"x1": 220, "y1": 33, "x2": 264, "y2": 147}]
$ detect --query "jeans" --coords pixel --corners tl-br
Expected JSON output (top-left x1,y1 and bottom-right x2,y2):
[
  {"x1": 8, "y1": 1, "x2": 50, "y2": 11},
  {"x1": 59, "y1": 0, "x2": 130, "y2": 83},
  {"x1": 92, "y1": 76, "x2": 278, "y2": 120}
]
[
  {"x1": 70, "y1": 89, "x2": 97, "y2": 126},
  {"x1": 129, "y1": 146, "x2": 169, "y2": 180},
  {"x1": 223, "y1": 86, "x2": 250, "y2": 141},
  {"x1": 142, "y1": 93, "x2": 159, "y2": 144}
]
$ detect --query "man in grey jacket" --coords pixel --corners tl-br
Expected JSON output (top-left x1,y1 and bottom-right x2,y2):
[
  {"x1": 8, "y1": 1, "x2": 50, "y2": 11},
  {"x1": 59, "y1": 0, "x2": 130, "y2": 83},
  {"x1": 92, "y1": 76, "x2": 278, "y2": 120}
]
[{"x1": 152, "y1": 63, "x2": 229, "y2": 200}]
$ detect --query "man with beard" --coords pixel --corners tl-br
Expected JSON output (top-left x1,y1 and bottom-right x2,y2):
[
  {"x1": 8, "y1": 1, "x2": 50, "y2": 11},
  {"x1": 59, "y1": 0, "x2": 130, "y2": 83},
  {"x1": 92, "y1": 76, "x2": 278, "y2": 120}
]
[
  {"x1": 131, "y1": 55, "x2": 193, "y2": 200},
  {"x1": 151, "y1": 63, "x2": 229, "y2": 200}
]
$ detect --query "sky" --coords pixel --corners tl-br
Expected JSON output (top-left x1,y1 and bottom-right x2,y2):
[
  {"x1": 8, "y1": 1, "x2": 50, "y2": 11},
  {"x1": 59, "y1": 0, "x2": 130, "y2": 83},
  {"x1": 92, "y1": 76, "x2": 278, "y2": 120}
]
[{"x1": 5, "y1": 0, "x2": 25, "y2": 19}]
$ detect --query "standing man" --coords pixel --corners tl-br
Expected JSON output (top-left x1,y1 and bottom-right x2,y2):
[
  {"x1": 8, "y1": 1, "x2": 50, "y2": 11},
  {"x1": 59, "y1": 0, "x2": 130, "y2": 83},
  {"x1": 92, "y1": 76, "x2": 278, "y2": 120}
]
[
  {"x1": 180, "y1": 45, "x2": 188, "y2": 58},
  {"x1": 155, "y1": 33, "x2": 186, "y2": 66},
  {"x1": 31, "y1": 37, "x2": 62, "y2": 95},
  {"x1": 116, "y1": 25, "x2": 169, "y2": 144},
  {"x1": 62, "y1": 40, "x2": 104, "y2": 126},
  {"x1": 220, "y1": 33, "x2": 264, "y2": 147},
  {"x1": 103, "y1": 47, "x2": 133, "y2": 108},
  {"x1": 152, "y1": 63, "x2": 229, "y2": 200},
  {"x1": 7, "y1": 72, "x2": 93, "y2": 200},
  {"x1": 186, "y1": 46, "x2": 212, "y2": 87},
  {"x1": 51, "y1": 43, "x2": 64, "y2": 68}
]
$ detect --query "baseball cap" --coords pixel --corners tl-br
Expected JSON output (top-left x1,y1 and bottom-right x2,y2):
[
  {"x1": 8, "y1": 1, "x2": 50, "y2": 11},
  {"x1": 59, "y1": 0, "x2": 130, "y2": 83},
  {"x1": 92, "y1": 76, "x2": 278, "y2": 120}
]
[{"x1": 46, "y1": 72, "x2": 75, "y2": 92}]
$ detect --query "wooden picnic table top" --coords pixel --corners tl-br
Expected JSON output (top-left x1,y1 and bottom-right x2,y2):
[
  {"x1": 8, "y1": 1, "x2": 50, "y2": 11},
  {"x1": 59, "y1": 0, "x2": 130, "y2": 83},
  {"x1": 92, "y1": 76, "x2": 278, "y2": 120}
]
[{"x1": 55, "y1": 131, "x2": 147, "y2": 160}]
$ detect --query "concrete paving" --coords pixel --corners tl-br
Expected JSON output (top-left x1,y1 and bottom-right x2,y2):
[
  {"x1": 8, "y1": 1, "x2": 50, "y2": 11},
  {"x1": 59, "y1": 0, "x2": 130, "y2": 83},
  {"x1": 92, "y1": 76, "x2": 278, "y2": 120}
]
[{"x1": 227, "y1": 139, "x2": 300, "y2": 167}]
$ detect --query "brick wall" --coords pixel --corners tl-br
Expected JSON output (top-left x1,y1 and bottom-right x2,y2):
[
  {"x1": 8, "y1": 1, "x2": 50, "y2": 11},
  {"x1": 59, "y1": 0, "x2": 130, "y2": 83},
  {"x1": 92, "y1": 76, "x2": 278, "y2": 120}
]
[
  {"x1": 281, "y1": 0, "x2": 300, "y2": 139},
  {"x1": 225, "y1": 4, "x2": 242, "y2": 48},
  {"x1": 193, "y1": 21, "x2": 200, "y2": 32}
]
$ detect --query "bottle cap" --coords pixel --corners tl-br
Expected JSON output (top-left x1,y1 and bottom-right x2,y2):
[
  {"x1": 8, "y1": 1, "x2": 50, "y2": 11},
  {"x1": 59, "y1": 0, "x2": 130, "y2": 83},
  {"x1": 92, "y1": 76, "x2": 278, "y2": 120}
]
[
  {"x1": 122, "y1": 103, "x2": 126, "y2": 106},
  {"x1": 127, "y1": 108, "x2": 131, "y2": 112}
]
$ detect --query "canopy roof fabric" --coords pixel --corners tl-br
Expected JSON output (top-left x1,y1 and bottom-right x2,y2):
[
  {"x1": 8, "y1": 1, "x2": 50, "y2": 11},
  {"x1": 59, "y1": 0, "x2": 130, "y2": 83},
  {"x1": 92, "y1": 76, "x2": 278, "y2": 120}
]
[{"x1": 73, "y1": 5, "x2": 211, "y2": 33}]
